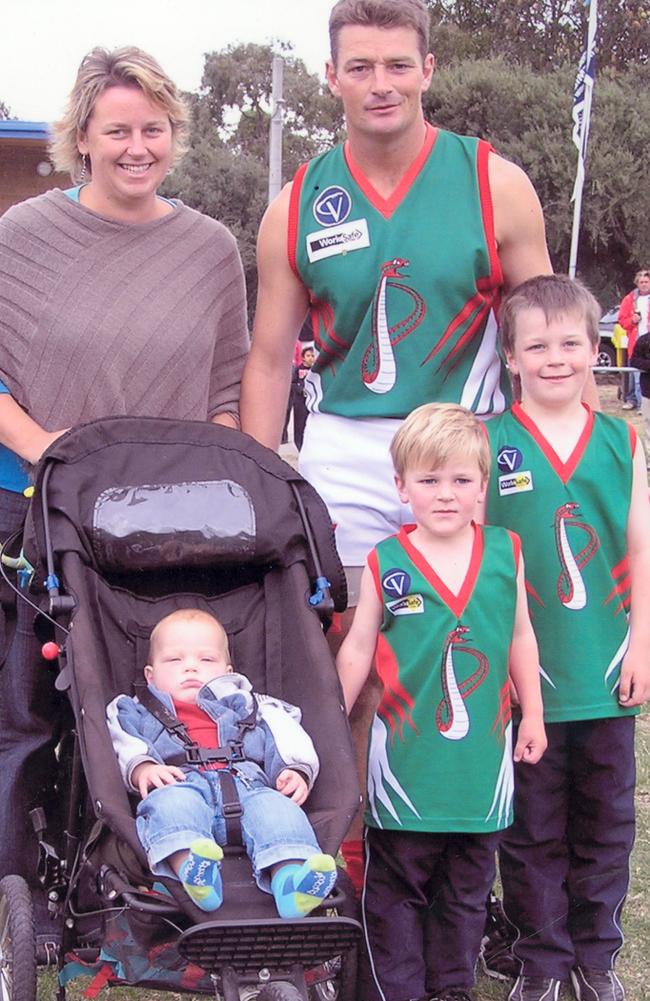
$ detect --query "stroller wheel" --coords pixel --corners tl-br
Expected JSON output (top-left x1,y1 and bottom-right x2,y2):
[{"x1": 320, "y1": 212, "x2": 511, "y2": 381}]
[
  {"x1": 257, "y1": 984, "x2": 303, "y2": 1001},
  {"x1": 0, "y1": 876, "x2": 37, "y2": 1001}
]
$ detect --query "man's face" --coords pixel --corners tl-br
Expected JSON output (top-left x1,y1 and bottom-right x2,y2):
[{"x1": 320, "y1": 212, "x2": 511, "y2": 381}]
[{"x1": 326, "y1": 25, "x2": 434, "y2": 143}]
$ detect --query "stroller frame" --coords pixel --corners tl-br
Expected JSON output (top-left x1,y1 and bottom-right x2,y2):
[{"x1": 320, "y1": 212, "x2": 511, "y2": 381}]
[{"x1": 0, "y1": 418, "x2": 362, "y2": 1001}]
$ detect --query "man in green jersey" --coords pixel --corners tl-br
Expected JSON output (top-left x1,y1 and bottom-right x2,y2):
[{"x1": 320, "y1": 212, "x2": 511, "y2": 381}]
[{"x1": 240, "y1": 0, "x2": 557, "y2": 888}]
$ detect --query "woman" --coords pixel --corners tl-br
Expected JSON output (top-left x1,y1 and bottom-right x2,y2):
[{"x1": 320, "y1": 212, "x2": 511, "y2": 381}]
[{"x1": 0, "y1": 47, "x2": 249, "y2": 908}]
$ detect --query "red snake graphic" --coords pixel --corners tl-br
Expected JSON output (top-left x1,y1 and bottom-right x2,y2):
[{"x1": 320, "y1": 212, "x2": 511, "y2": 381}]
[
  {"x1": 435, "y1": 625, "x2": 489, "y2": 740},
  {"x1": 362, "y1": 258, "x2": 426, "y2": 393},
  {"x1": 554, "y1": 502, "x2": 599, "y2": 610}
]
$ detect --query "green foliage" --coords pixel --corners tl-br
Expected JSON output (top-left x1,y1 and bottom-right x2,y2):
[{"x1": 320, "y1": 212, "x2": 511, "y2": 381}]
[
  {"x1": 426, "y1": 0, "x2": 650, "y2": 72},
  {"x1": 164, "y1": 44, "x2": 343, "y2": 314},
  {"x1": 198, "y1": 43, "x2": 343, "y2": 178},
  {"x1": 424, "y1": 58, "x2": 650, "y2": 303}
]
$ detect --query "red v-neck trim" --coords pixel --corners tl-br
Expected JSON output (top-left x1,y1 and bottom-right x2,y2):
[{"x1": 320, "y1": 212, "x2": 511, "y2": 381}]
[
  {"x1": 512, "y1": 401, "x2": 594, "y2": 484},
  {"x1": 397, "y1": 522, "x2": 484, "y2": 620},
  {"x1": 343, "y1": 123, "x2": 437, "y2": 220}
]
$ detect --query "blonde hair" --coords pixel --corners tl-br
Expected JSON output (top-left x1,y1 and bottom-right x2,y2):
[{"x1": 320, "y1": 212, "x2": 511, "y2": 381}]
[
  {"x1": 50, "y1": 46, "x2": 189, "y2": 181},
  {"x1": 329, "y1": 0, "x2": 431, "y2": 64},
  {"x1": 390, "y1": 403, "x2": 491, "y2": 480},
  {"x1": 499, "y1": 274, "x2": 601, "y2": 356},
  {"x1": 148, "y1": 609, "x2": 230, "y2": 664}
]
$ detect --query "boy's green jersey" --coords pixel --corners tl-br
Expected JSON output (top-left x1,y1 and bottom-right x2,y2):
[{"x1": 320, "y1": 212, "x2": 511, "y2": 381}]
[
  {"x1": 486, "y1": 404, "x2": 637, "y2": 723},
  {"x1": 366, "y1": 524, "x2": 519, "y2": 833},
  {"x1": 290, "y1": 126, "x2": 509, "y2": 419}
]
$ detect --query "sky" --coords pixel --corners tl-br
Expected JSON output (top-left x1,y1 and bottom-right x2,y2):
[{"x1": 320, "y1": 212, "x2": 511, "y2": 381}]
[{"x1": 1, "y1": 0, "x2": 335, "y2": 122}]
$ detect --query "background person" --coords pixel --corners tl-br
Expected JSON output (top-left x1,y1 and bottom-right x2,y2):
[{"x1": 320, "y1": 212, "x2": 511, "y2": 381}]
[
  {"x1": 0, "y1": 45, "x2": 249, "y2": 942},
  {"x1": 618, "y1": 267, "x2": 650, "y2": 410}
]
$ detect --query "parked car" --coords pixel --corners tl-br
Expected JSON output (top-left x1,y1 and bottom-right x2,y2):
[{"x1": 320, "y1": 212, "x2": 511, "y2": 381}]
[{"x1": 597, "y1": 305, "x2": 619, "y2": 367}]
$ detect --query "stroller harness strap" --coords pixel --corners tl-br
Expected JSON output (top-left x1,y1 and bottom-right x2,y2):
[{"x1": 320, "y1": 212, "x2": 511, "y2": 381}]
[{"x1": 134, "y1": 685, "x2": 259, "y2": 846}]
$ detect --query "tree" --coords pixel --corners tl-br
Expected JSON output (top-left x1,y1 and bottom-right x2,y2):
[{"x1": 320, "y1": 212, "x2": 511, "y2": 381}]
[
  {"x1": 198, "y1": 43, "x2": 342, "y2": 179},
  {"x1": 165, "y1": 43, "x2": 343, "y2": 313},
  {"x1": 0, "y1": 100, "x2": 11, "y2": 119},
  {"x1": 423, "y1": 58, "x2": 650, "y2": 301},
  {"x1": 426, "y1": 0, "x2": 650, "y2": 72}
]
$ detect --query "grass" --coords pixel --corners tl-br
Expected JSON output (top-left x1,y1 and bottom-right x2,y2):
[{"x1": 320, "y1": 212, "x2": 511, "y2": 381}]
[{"x1": 38, "y1": 384, "x2": 650, "y2": 1000}]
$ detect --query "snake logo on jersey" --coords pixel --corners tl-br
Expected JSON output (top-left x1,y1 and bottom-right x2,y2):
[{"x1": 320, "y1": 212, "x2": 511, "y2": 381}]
[
  {"x1": 554, "y1": 502, "x2": 600, "y2": 610},
  {"x1": 436, "y1": 625, "x2": 489, "y2": 740},
  {"x1": 363, "y1": 259, "x2": 426, "y2": 395}
]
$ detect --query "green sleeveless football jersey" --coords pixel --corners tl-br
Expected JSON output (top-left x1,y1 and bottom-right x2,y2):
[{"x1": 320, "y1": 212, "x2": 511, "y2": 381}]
[
  {"x1": 366, "y1": 524, "x2": 518, "y2": 833},
  {"x1": 486, "y1": 404, "x2": 637, "y2": 723},
  {"x1": 290, "y1": 126, "x2": 509, "y2": 420}
]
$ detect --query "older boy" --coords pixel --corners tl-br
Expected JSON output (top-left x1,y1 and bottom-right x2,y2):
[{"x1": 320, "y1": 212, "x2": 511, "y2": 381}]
[
  {"x1": 107, "y1": 609, "x2": 336, "y2": 916},
  {"x1": 485, "y1": 275, "x2": 650, "y2": 1001},
  {"x1": 337, "y1": 403, "x2": 546, "y2": 1001}
]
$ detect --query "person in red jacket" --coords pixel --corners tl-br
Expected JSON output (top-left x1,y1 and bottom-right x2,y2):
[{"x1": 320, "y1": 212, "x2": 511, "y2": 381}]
[{"x1": 618, "y1": 268, "x2": 650, "y2": 409}]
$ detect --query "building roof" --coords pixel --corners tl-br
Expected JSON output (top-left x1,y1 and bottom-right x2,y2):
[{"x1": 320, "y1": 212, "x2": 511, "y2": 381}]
[{"x1": 0, "y1": 121, "x2": 51, "y2": 141}]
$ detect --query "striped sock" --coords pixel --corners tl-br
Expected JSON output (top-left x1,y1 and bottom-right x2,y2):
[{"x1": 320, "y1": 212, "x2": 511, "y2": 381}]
[
  {"x1": 271, "y1": 854, "x2": 337, "y2": 919},
  {"x1": 179, "y1": 838, "x2": 224, "y2": 912}
]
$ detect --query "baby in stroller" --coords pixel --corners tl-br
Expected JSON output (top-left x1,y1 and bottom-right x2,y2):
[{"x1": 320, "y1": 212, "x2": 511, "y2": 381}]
[{"x1": 107, "y1": 608, "x2": 337, "y2": 917}]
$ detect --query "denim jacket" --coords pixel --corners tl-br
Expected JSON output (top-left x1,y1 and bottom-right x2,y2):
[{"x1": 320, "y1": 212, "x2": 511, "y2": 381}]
[{"x1": 106, "y1": 673, "x2": 319, "y2": 794}]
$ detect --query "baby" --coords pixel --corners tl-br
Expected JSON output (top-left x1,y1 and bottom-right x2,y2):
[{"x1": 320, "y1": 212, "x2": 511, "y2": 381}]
[{"x1": 107, "y1": 608, "x2": 336, "y2": 916}]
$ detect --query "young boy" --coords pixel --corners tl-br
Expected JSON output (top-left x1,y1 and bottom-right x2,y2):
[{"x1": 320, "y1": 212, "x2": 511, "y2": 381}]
[
  {"x1": 485, "y1": 275, "x2": 650, "y2": 1001},
  {"x1": 106, "y1": 609, "x2": 337, "y2": 917},
  {"x1": 336, "y1": 403, "x2": 546, "y2": 1001}
]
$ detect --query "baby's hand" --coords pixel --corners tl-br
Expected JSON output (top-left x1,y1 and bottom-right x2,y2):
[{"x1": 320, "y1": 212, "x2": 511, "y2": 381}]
[
  {"x1": 276, "y1": 769, "x2": 308, "y2": 805},
  {"x1": 132, "y1": 762, "x2": 186, "y2": 799}
]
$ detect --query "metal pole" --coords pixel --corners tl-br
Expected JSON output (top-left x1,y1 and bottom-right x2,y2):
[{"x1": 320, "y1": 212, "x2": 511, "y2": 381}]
[
  {"x1": 268, "y1": 55, "x2": 284, "y2": 204},
  {"x1": 568, "y1": 0, "x2": 598, "y2": 278}
]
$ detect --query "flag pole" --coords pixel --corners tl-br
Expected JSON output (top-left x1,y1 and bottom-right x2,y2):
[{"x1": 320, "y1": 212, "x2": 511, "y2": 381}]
[{"x1": 568, "y1": 0, "x2": 598, "y2": 278}]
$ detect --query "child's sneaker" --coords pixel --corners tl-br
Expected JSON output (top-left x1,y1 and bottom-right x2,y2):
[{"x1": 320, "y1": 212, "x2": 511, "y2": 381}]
[
  {"x1": 428, "y1": 990, "x2": 475, "y2": 1001},
  {"x1": 271, "y1": 854, "x2": 337, "y2": 919},
  {"x1": 508, "y1": 976, "x2": 562, "y2": 1001},
  {"x1": 479, "y1": 893, "x2": 519, "y2": 980},
  {"x1": 179, "y1": 838, "x2": 224, "y2": 912},
  {"x1": 570, "y1": 966, "x2": 625, "y2": 1000}
]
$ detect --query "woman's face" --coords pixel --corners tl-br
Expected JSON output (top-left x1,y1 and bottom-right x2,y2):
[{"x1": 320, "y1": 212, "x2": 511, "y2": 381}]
[{"x1": 77, "y1": 84, "x2": 173, "y2": 216}]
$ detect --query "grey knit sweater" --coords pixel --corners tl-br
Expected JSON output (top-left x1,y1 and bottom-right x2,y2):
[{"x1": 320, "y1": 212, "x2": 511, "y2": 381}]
[{"x1": 0, "y1": 189, "x2": 249, "y2": 429}]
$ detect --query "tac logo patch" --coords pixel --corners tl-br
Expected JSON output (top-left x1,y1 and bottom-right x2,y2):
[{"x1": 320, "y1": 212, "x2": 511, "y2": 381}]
[
  {"x1": 313, "y1": 185, "x2": 352, "y2": 227},
  {"x1": 496, "y1": 446, "x2": 523, "y2": 473},
  {"x1": 387, "y1": 594, "x2": 424, "y2": 616},
  {"x1": 381, "y1": 568, "x2": 411, "y2": 598}
]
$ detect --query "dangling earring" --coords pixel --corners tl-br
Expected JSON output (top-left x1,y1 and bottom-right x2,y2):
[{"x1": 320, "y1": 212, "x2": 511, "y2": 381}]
[{"x1": 79, "y1": 153, "x2": 88, "y2": 181}]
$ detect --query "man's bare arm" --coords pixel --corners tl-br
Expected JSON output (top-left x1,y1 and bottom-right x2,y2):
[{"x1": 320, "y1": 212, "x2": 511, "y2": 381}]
[
  {"x1": 240, "y1": 184, "x2": 309, "y2": 450},
  {"x1": 489, "y1": 153, "x2": 552, "y2": 292},
  {"x1": 490, "y1": 153, "x2": 599, "y2": 406}
]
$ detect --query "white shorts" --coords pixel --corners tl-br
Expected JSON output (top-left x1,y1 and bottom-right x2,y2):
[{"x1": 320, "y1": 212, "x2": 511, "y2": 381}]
[{"x1": 299, "y1": 413, "x2": 414, "y2": 579}]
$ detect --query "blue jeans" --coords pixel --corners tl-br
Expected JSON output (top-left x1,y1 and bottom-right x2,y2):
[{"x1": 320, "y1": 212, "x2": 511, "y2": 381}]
[
  {"x1": 625, "y1": 370, "x2": 641, "y2": 407},
  {"x1": 136, "y1": 769, "x2": 321, "y2": 892}
]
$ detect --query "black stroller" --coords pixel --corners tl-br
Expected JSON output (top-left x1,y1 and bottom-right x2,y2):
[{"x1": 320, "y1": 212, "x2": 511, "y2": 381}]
[{"x1": 0, "y1": 417, "x2": 361, "y2": 1001}]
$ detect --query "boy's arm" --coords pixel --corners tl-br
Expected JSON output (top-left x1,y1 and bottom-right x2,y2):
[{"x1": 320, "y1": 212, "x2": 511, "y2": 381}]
[
  {"x1": 508, "y1": 556, "x2": 547, "y2": 764},
  {"x1": 336, "y1": 563, "x2": 383, "y2": 713},
  {"x1": 619, "y1": 438, "x2": 650, "y2": 707}
]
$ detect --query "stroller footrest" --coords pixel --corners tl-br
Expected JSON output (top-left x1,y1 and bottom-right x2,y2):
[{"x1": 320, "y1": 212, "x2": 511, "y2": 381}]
[{"x1": 177, "y1": 915, "x2": 361, "y2": 976}]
